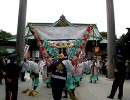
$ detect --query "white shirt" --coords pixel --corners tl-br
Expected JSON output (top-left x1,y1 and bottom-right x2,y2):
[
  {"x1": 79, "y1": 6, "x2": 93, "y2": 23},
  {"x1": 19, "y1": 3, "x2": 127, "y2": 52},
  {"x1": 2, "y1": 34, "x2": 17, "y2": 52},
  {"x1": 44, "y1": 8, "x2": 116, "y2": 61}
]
[
  {"x1": 28, "y1": 61, "x2": 39, "y2": 73},
  {"x1": 63, "y1": 60, "x2": 73, "y2": 73},
  {"x1": 21, "y1": 61, "x2": 28, "y2": 72},
  {"x1": 38, "y1": 60, "x2": 46, "y2": 71}
]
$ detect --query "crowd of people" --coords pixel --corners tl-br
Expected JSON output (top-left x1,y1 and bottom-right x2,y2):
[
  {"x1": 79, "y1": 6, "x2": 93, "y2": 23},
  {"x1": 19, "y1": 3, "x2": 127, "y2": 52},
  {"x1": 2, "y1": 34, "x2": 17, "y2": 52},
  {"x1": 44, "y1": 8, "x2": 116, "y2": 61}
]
[{"x1": 0, "y1": 53, "x2": 130, "y2": 100}]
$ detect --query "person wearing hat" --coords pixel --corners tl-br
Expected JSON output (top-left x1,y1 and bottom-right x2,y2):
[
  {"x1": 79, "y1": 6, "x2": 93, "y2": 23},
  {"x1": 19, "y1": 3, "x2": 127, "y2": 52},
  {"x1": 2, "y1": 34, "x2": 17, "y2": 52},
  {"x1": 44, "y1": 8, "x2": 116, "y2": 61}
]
[
  {"x1": 107, "y1": 54, "x2": 126, "y2": 99},
  {"x1": 4, "y1": 54, "x2": 21, "y2": 100},
  {"x1": 50, "y1": 53, "x2": 67, "y2": 100}
]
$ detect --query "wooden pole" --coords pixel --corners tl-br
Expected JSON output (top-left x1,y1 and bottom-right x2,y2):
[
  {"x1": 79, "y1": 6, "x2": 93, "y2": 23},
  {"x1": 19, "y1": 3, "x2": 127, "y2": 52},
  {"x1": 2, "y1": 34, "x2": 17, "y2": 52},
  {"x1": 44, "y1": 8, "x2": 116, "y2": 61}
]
[
  {"x1": 16, "y1": 0, "x2": 27, "y2": 59},
  {"x1": 106, "y1": 0, "x2": 116, "y2": 79}
]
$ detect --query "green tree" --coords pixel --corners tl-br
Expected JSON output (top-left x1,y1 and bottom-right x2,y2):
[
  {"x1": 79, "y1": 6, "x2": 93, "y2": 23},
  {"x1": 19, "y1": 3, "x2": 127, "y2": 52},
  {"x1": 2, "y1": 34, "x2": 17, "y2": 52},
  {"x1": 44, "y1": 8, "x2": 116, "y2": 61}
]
[
  {"x1": 0, "y1": 30, "x2": 14, "y2": 56},
  {"x1": 0, "y1": 30, "x2": 12, "y2": 39},
  {"x1": 0, "y1": 46, "x2": 8, "y2": 56},
  {"x1": 117, "y1": 34, "x2": 126, "y2": 45},
  {"x1": 100, "y1": 31, "x2": 118, "y2": 39},
  {"x1": 100, "y1": 32, "x2": 107, "y2": 38}
]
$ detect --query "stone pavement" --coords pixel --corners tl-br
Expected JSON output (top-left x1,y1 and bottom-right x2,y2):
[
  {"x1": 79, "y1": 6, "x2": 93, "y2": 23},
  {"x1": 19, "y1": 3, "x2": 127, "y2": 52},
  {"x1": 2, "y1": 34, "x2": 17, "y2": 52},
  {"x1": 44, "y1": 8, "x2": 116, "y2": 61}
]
[{"x1": 0, "y1": 73, "x2": 130, "y2": 100}]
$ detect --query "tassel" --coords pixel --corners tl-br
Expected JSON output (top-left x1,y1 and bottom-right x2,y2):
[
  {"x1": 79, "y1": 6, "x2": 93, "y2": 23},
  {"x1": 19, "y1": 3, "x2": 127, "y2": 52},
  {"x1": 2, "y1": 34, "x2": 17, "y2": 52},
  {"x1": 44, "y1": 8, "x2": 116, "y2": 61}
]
[
  {"x1": 32, "y1": 91, "x2": 38, "y2": 97},
  {"x1": 21, "y1": 88, "x2": 29, "y2": 93},
  {"x1": 26, "y1": 89, "x2": 33, "y2": 96},
  {"x1": 66, "y1": 89, "x2": 78, "y2": 100}
]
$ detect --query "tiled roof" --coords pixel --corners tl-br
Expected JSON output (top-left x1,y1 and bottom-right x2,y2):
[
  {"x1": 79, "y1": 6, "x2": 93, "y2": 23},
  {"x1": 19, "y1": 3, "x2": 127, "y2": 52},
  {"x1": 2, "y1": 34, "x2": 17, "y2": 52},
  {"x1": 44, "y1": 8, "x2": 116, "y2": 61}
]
[{"x1": 9, "y1": 15, "x2": 105, "y2": 41}]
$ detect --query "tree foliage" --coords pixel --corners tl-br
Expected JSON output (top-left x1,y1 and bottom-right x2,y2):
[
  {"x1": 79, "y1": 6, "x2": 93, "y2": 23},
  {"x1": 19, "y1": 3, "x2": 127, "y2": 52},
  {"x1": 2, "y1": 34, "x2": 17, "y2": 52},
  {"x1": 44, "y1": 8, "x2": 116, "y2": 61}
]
[
  {"x1": 0, "y1": 46, "x2": 8, "y2": 56},
  {"x1": 100, "y1": 32, "x2": 107, "y2": 38},
  {"x1": 117, "y1": 34, "x2": 126, "y2": 45},
  {"x1": 0, "y1": 30, "x2": 14, "y2": 56},
  {"x1": 100, "y1": 31, "x2": 118, "y2": 39},
  {"x1": 116, "y1": 33, "x2": 130, "y2": 60},
  {"x1": 0, "y1": 30, "x2": 13, "y2": 39}
]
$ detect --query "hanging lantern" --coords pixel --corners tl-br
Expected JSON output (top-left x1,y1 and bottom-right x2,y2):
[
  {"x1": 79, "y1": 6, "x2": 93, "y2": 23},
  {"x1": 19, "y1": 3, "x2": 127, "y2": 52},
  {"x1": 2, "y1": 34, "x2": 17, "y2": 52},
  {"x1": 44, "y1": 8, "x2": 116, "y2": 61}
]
[
  {"x1": 24, "y1": 51, "x2": 29, "y2": 59},
  {"x1": 95, "y1": 47, "x2": 100, "y2": 53}
]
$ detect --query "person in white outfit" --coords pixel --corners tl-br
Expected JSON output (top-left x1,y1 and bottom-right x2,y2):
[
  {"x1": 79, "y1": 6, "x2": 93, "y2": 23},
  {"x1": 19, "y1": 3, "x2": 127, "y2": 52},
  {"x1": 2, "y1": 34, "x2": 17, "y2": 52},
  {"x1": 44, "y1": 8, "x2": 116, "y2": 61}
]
[
  {"x1": 89, "y1": 59, "x2": 98, "y2": 83},
  {"x1": 62, "y1": 59, "x2": 76, "y2": 99},
  {"x1": 38, "y1": 60, "x2": 46, "y2": 75},
  {"x1": 20, "y1": 58, "x2": 28, "y2": 82},
  {"x1": 28, "y1": 59, "x2": 40, "y2": 91},
  {"x1": 96, "y1": 59, "x2": 101, "y2": 80}
]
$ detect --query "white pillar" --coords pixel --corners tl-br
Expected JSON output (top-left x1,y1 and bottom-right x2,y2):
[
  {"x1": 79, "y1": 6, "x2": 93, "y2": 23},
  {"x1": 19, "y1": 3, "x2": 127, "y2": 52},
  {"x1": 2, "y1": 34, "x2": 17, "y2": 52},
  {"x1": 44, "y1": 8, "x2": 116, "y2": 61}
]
[
  {"x1": 16, "y1": 0, "x2": 27, "y2": 59},
  {"x1": 106, "y1": 0, "x2": 116, "y2": 79}
]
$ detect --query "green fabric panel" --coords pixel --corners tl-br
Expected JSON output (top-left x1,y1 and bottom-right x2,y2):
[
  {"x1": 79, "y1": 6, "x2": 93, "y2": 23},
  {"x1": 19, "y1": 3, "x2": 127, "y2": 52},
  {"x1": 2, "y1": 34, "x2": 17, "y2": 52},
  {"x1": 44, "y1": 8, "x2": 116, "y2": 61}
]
[
  {"x1": 44, "y1": 77, "x2": 51, "y2": 84},
  {"x1": 32, "y1": 77, "x2": 40, "y2": 87},
  {"x1": 74, "y1": 75, "x2": 80, "y2": 83},
  {"x1": 66, "y1": 74, "x2": 75, "y2": 89}
]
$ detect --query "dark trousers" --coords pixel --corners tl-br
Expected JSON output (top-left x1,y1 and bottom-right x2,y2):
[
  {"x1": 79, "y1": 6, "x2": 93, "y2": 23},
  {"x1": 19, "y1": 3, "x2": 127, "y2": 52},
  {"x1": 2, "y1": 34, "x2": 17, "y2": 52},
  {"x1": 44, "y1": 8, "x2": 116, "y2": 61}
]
[
  {"x1": 126, "y1": 72, "x2": 129, "y2": 79},
  {"x1": 105, "y1": 69, "x2": 107, "y2": 78},
  {"x1": 52, "y1": 87, "x2": 63, "y2": 100},
  {"x1": 21, "y1": 72, "x2": 25, "y2": 81},
  {"x1": 0, "y1": 72, "x2": 2, "y2": 83},
  {"x1": 109, "y1": 78, "x2": 125, "y2": 99},
  {"x1": 5, "y1": 81, "x2": 18, "y2": 100}
]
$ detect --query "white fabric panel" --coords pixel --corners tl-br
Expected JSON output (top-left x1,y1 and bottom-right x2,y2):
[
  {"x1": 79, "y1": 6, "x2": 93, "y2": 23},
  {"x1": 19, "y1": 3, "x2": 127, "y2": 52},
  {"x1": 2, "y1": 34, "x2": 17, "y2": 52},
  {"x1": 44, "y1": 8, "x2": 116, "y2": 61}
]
[{"x1": 34, "y1": 26, "x2": 88, "y2": 40}]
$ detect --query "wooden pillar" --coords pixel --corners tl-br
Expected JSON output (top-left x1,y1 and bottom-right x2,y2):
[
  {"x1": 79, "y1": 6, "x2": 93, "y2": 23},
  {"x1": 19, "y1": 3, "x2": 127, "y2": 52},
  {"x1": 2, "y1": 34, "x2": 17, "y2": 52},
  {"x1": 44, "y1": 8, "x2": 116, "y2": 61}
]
[
  {"x1": 106, "y1": 0, "x2": 116, "y2": 79},
  {"x1": 16, "y1": 0, "x2": 27, "y2": 59}
]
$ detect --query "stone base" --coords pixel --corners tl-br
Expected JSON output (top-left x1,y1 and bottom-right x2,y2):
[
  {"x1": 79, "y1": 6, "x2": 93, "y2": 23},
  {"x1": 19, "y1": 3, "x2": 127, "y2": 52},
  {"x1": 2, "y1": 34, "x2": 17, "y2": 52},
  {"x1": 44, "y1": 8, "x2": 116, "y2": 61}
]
[{"x1": 105, "y1": 78, "x2": 114, "y2": 81}]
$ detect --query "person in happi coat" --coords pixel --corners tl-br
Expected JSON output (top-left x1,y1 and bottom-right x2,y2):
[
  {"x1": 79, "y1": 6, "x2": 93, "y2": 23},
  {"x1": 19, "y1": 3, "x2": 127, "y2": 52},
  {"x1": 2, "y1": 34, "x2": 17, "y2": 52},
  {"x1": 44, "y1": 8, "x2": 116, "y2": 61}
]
[{"x1": 50, "y1": 53, "x2": 67, "y2": 100}]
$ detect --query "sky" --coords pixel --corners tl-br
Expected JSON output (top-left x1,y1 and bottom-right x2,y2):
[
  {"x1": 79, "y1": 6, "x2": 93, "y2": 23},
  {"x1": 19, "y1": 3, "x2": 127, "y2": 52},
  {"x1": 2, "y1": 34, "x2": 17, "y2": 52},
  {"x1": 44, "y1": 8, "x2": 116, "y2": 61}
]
[{"x1": 0, "y1": 0, "x2": 130, "y2": 38}]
